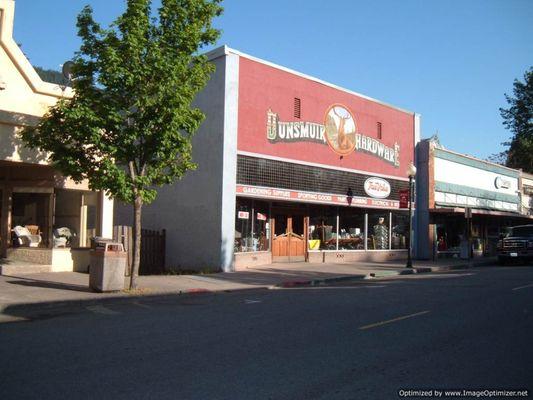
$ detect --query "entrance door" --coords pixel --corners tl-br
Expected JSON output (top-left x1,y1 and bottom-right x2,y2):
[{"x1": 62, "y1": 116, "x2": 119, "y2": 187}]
[{"x1": 272, "y1": 213, "x2": 305, "y2": 262}]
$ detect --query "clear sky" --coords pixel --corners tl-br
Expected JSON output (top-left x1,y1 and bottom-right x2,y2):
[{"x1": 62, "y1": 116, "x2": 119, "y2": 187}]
[{"x1": 12, "y1": 0, "x2": 533, "y2": 160}]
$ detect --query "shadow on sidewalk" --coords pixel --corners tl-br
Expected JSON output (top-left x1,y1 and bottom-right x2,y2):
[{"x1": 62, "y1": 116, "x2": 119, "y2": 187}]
[{"x1": 3, "y1": 275, "x2": 92, "y2": 293}]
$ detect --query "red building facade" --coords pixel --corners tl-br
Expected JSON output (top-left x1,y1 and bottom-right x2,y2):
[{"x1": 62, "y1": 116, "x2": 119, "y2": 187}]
[{"x1": 233, "y1": 51, "x2": 420, "y2": 267}]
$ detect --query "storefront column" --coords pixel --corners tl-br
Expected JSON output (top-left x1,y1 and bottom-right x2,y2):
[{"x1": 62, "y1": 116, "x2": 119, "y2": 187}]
[
  {"x1": 389, "y1": 211, "x2": 392, "y2": 250},
  {"x1": 46, "y1": 192, "x2": 54, "y2": 248},
  {"x1": 0, "y1": 186, "x2": 11, "y2": 257},
  {"x1": 99, "y1": 192, "x2": 114, "y2": 238},
  {"x1": 335, "y1": 210, "x2": 339, "y2": 251},
  {"x1": 364, "y1": 213, "x2": 368, "y2": 251}
]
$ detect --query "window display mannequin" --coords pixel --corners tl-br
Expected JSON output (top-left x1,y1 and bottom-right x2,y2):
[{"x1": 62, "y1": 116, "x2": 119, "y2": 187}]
[{"x1": 373, "y1": 217, "x2": 389, "y2": 249}]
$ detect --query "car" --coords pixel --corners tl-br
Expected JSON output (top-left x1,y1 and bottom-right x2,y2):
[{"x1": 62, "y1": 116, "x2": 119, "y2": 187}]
[{"x1": 497, "y1": 225, "x2": 533, "y2": 264}]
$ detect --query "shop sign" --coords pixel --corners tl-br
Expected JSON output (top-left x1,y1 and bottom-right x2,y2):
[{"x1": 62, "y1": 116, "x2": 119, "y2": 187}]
[
  {"x1": 257, "y1": 212, "x2": 267, "y2": 221},
  {"x1": 237, "y1": 211, "x2": 249, "y2": 219},
  {"x1": 399, "y1": 189, "x2": 409, "y2": 208},
  {"x1": 364, "y1": 177, "x2": 391, "y2": 199},
  {"x1": 266, "y1": 105, "x2": 400, "y2": 167},
  {"x1": 494, "y1": 176, "x2": 511, "y2": 190},
  {"x1": 236, "y1": 184, "x2": 402, "y2": 209}
]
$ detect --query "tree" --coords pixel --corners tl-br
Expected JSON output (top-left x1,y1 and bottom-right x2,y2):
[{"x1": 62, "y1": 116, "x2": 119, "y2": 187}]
[
  {"x1": 499, "y1": 67, "x2": 533, "y2": 173},
  {"x1": 34, "y1": 66, "x2": 69, "y2": 86},
  {"x1": 21, "y1": 0, "x2": 223, "y2": 289}
]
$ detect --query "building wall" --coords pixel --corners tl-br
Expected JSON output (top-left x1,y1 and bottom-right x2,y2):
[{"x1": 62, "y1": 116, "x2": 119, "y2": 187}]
[
  {"x1": 127, "y1": 48, "x2": 239, "y2": 271},
  {"x1": 237, "y1": 55, "x2": 416, "y2": 179},
  {"x1": 0, "y1": 0, "x2": 112, "y2": 259},
  {"x1": 521, "y1": 173, "x2": 533, "y2": 217},
  {"x1": 433, "y1": 148, "x2": 519, "y2": 212},
  {"x1": 415, "y1": 140, "x2": 432, "y2": 259}
]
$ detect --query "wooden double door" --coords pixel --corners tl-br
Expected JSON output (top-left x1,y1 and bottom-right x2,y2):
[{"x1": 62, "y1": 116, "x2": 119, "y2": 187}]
[{"x1": 272, "y1": 210, "x2": 307, "y2": 262}]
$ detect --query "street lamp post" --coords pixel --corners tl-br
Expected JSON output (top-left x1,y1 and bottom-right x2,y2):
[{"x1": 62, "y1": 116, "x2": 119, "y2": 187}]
[{"x1": 406, "y1": 162, "x2": 417, "y2": 268}]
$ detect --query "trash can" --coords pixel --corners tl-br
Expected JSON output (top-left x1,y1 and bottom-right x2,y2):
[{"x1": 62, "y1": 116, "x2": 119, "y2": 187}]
[{"x1": 89, "y1": 240, "x2": 127, "y2": 292}]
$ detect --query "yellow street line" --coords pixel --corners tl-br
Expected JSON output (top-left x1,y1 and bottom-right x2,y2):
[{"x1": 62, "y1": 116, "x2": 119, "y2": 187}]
[
  {"x1": 358, "y1": 310, "x2": 430, "y2": 330},
  {"x1": 512, "y1": 283, "x2": 533, "y2": 291}
]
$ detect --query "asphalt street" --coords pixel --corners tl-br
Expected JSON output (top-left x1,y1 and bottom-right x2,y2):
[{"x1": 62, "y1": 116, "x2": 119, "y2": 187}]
[{"x1": 1, "y1": 265, "x2": 532, "y2": 400}]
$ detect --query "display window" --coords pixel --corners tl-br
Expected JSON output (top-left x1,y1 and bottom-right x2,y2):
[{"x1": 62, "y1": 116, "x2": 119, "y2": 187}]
[
  {"x1": 338, "y1": 208, "x2": 365, "y2": 250},
  {"x1": 308, "y1": 205, "x2": 337, "y2": 250},
  {"x1": 391, "y1": 211, "x2": 409, "y2": 250},
  {"x1": 235, "y1": 198, "x2": 270, "y2": 253},
  {"x1": 368, "y1": 212, "x2": 390, "y2": 250}
]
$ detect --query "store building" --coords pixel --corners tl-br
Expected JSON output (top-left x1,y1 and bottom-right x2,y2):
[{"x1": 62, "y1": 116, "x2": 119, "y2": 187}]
[
  {"x1": 0, "y1": 0, "x2": 113, "y2": 271},
  {"x1": 520, "y1": 172, "x2": 533, "y2": 217},
  {"x1": 129, "y1": 46, "x2": 420, "y2": 271},
  {"x1": 416, "y1": 138, "x2": 532, "y2": 260}
]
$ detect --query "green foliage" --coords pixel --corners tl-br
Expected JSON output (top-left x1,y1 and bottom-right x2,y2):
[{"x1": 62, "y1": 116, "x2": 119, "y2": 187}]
[
  {"x1": 34, "y1": 66, "x2": 69, "y2": 86},
  {"x1": 21, "y1": 0, "x2": 223, "y2": 205},
  {"x1": 499, "y1": 67, "x2": 533, "y2": 174}
]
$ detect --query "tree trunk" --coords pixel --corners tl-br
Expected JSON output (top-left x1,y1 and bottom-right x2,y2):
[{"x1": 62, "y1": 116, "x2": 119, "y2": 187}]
[{"x1": 129, "y1": 195, "x2": 143, "y2": 289}]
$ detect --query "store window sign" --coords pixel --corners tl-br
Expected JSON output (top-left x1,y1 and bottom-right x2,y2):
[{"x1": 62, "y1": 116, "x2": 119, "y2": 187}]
[
  {"x1": 266, "y1": 106, "x2": 400, "y2": 167},
  {"x1": 257, "y1": 212, "x2": 267, "y2": 221},
  {"x1": 494, "y1": 176, "x2": 511, "y2": 190},
  {"x1": 364, "y1": 177, "x2": 391, "y2": 199},
  {"x1": 238, "y1": 211, "x2": 249, "y2": 219}
]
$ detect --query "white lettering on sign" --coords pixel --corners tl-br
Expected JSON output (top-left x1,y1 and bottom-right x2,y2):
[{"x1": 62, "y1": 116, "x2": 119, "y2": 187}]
[
  {"x1": 364, "y1": 177, "x2": 391, "y2": 199},
  {"x1": 355, "y1": 134, "x2": 399, "y2": 167},
  {"x1": 236, "y1": 185, "x2": 402, "y2": 210},
  {"x1": 266, "y1": 106, "x2": 400, "y2": 167},
  {"x1": 267, "y1": 109, "x2": 326, "y2": 144}
]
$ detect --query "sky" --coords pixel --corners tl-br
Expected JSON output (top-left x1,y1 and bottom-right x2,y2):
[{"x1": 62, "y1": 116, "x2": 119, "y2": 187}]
[{"x1": 12, "y1": 0, "x2": 533, "y2": 161}]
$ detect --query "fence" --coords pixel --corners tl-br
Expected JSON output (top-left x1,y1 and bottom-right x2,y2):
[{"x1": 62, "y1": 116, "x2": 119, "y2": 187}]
[{"x1": 113, "y1": 226, "x2": 166, "y2": 275}]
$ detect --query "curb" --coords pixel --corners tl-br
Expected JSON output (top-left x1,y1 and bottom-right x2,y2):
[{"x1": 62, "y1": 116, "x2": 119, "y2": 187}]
[{"x1": 275, "y1": 260, "x2": 496, "y2": 288}]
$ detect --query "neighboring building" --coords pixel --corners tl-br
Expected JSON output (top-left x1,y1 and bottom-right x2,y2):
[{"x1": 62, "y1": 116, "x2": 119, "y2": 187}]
[
  {"x1": 0, "y1": 0, "x2": 113, "y2": 272},
  {"x1": 115, "y1": 46, "x2": 420, "y2": 271},
  {"x1": 416, "y1": 139, "x2": 532, "y2": 260},
  {"x1": 520, "y1": 172, "x2": 533, "y2": 217}
]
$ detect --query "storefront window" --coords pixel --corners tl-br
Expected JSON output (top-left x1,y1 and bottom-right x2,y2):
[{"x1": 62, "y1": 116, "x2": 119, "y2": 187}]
[
  {"x1": 55, "y1": 190, "x2": 99, "y2": 248},
  {"x1": 11, "y1": 192, "x2": 51, "y2": 247},
  {"x1": 253, "y1": 201, "x2": 270, "y2": 251},
  {"x1": 308, "y1": 205, "x2": 337, "y2": 250},
  {"x1": 235, "y1": 198, "x2": 270, "y2": 253},
  {"x1": 368, "y1": 212, "x2": 390, "y2": 250},
  {"x1": 391, "y1": 211, "x2": 409, "y2": 249},
  {"x1": 338, "y1": 207, "x2": 365, "y2": 250}
]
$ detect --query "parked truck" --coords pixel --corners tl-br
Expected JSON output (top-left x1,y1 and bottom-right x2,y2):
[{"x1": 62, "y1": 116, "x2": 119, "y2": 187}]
[{"x1": 497, "y1": 225, "x2": 533, "y2": 264}]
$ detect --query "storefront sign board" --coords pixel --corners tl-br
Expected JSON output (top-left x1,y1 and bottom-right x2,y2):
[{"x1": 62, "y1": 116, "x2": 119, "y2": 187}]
[
  {"x1": 364, "y1": 177, "x2": 391, "y2": 199},
  {"x1": 236, "y1": 184, "x2": 401, "y2": 209},
  {"x1": 399, "y1": 189, "x2": 409, "y2": 208}
]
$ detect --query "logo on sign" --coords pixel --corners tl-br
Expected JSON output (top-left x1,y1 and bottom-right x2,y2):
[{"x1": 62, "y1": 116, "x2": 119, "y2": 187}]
[
  {"x1": 364, "y1": 177, "x2": 391, "y2": 199},
  {"x1": 494, "y1": 176, "x2": 511, "y2": 190},
  {"x1": 323, "y1": 104, "x2": 357, "y2": 156},
  {"x1": 266, "y1": 105, "x2": 400, "y2": 167},
  {"x1": 238, "y1": 211, "x2": 249, "y2": 219}
]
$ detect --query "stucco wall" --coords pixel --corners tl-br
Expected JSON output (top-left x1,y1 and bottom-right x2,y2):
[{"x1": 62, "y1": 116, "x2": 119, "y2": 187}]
[{"x1": 121, "y1": 49, "x2": 238, "y2": 271}]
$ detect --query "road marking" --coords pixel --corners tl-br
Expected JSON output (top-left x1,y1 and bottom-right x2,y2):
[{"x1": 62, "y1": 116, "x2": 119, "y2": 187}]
[
  {"x1": 245, "y1": 299, "x2": 261, "y2": 304},
  {"x1": 358, "y1": 310, "x2": 430, "y2": 331},
  {"x1": 86, "y1": 305, "x2": 120, "y2": 315},
  {"x1": 132, "y1": 301, "x2": 152, "y2": 309},
  {"x1": 512, "y1": 283, "x2": 533, "y2": 291},
  {"x1": 280, "y1": 285, "x2": 387, "y2": 290}
]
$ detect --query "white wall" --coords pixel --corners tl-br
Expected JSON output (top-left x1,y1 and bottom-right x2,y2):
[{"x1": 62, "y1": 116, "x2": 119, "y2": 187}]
[
  {"x1": 126, "y1": 49, "x2": 238, "y2": 271},
  {"x1": 434, "y1": 158, "x2": 518, "y2": 196}
]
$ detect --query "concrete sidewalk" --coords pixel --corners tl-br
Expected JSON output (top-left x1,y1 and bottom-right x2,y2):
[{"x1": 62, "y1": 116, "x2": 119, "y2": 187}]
[{"x1": 0, "y1": 257, "x2": 496, "y2": 315}]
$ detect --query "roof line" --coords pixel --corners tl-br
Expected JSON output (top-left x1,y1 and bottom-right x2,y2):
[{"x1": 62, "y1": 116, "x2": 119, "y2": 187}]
[{"x1": 206, "y1": 45, "x2": 416, "y2": 116}]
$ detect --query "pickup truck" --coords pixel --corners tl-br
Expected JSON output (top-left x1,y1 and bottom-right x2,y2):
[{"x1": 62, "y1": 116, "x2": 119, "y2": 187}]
[{"x1": 497, "y1": 225, "x2": 533, "y2": 264}]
